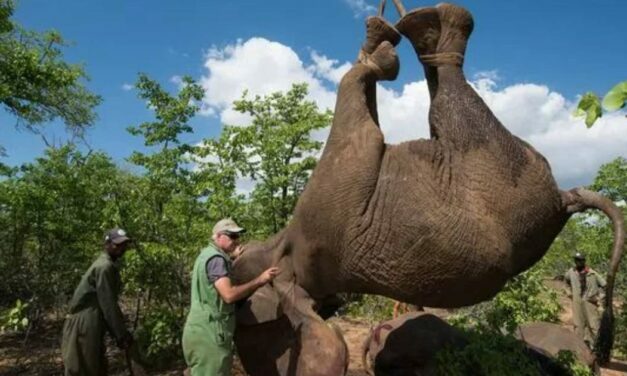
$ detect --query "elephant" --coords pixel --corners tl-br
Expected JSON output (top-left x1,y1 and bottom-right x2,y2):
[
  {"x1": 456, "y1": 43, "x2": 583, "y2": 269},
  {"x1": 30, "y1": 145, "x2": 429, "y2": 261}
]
[
  {"x1": 516, "y1": 322, "x2": 598, "y2": 374},
  {"x1": 361, "y1": 312, "x2": 467, "y2": 376},
  {"x1": 231, "y1": 0, "x2": 625, "y2": 367},
  {"x1": 230, "y1": 245, "x2": 349, "y2": 376}
]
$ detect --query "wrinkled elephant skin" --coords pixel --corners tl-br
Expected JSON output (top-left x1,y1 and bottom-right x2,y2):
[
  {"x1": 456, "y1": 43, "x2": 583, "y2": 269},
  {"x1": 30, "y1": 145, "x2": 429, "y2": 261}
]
[{"x1": 233, "y1": 1, "x2": 625, "y2": 365}]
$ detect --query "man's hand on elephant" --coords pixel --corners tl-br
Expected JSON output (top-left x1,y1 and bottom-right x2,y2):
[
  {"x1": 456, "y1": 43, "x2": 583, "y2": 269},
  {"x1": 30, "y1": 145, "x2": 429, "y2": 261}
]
[{"x1": 258, "y1": 267, "x2": 280, "y2": 284}]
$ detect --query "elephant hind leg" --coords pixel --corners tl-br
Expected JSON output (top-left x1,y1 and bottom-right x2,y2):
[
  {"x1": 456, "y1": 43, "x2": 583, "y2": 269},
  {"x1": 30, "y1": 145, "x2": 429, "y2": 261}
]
[
  {"x1": 326, "y1": 17, "x2": 400, "y2": 145},
  {"x1": 430, "y1": 5, "x2": 527, "y2": 171},
  {"x1": 395, "y1": 7, "x2": 441, "y2": 100}
]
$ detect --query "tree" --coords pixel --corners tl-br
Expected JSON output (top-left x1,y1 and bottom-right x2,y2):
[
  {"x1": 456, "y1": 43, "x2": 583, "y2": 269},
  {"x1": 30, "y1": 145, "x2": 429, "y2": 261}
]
[
  {"x1": 224, "y1": 83, "x2": 332, "y2": 236},
  {"x1": 590, "y1": 157, "x2": 627, "y2": 203},
  {"x1": 0, "y1": 145, "x2": 123, "y2": 314},
  {"x1": 0, "y1": 0, "x2": 101, "y2": 137},
  {"x1": 124, "y1": 73, "x2": 209, "y2": 363}
]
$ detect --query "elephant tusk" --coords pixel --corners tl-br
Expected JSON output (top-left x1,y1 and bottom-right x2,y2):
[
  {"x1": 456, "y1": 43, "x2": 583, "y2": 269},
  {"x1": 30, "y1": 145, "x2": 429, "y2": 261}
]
[
  {"x1": 377, "y1": 0, "x2": 386, "y2": 17},
  {"x1": 390, "y1": 0, "x2": 406, "y2": 17}
]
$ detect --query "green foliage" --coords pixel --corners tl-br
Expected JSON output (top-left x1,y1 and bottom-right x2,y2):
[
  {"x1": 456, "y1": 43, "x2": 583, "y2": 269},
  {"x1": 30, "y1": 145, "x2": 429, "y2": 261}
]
[
  {"x1": 616, "y1": 293, "x2": 627, "y2": 358},
  {"x1": 590, "y1": 156, "x2": 627, "y2": 202},
  {"x1": 450, "y1": 269, "x2": 561, "y2": 335},
  {"x1": 574, "y1": 93, "x2": 603, "y2": 128},
  {"x1": 602, "y1": 81, "x2": 627, "y2": 112},
  {"x1": 339, "y1": 294, "x2": 394, "y2": 323},
  {"x1": 135, "y1": 306, "x2": 183, "y2": 367},
  {"x1": 0, "y1": 299, "x2": 29, "y2": 334},
  {"x1": 0, "y1": 145, "x2": 125, "y2": 309},
  {"x1": 485, "y1": 269, "x2": 561, "y2": 333},
  {"x1": 575, "y1": 81, "x2": 627, "y2": 127},
  {"x1": 436, "y1": 325, "x2": 543, "y2": 376},
  {"x1": 0, "y1": 0, "x2": 100, "y2": 134},
  {"x1": 225, "y1": 83, "x2": 332, "y2": 236},
  {"x1": 555, "y1": 350, "x2": 594, "y2": 376}
]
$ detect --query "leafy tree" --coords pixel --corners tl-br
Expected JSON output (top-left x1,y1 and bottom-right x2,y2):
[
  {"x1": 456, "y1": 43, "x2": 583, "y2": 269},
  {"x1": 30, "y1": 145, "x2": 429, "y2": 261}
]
[
  {"x1": 194, "y1": 126, "x2": 247, "y2": 221},
  {"x1": 0, "y1": 0, "x2": 100, "y2": 136},
  {"x1": 224, "y1": 83, "x2": 332, "y2": 236},
  {"x1": 0, "y1": 145, "x2": 123, "y2": 317},
  {"x1": 590, "y1": 157, "x2": 627, "y2": 203},
  {"x1": 124, "y1": 73, "x2": 211, "y2": 362}
]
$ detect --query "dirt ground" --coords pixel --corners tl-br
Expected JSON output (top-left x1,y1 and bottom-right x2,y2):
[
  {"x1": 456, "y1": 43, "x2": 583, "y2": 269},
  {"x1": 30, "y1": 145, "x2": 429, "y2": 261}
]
[{"x1": 1, "y1": 298, "x2": 626, "y2": 375}]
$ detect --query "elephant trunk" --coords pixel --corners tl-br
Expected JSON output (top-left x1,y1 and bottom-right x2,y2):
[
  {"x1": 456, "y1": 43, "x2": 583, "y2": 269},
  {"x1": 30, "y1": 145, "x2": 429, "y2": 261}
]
[{"x1": 561, "y1": 187, "x2": 625, "y2": 364}]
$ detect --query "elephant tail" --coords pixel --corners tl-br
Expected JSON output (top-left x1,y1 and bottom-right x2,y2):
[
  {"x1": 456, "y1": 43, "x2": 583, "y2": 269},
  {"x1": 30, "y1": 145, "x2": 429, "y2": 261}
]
[
  {"x1": 561, "y1": 187, "x2": 625, "y2": 364},
  {"x1": 362, "y1": 326, "x2": 375, "y2": 376}
]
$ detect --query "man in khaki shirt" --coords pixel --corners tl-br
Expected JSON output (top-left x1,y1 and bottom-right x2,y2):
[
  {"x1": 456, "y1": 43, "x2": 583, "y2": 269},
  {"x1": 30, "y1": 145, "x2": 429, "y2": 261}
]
[{"x1": 563, "y1": 252, "x2": 607, "y2": 345}]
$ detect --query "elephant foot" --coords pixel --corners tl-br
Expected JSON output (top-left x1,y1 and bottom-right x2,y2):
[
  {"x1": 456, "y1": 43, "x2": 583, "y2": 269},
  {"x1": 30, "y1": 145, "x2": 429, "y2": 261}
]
[
  {"x1": 395, "y1": 7, "x2": 440, "y2": 64},
  {"x1": 362, "y1": 16, "x2": 401, "y2": 54},
  {"x1": 358, "y1": 40, "x2": 399, "y2": 81},
  {"x1": 432, "y1": 3, "x2": 474, "y2": 67},
  {"x1": 395, "y1": 3, "x2": 473, "y2": 68}
]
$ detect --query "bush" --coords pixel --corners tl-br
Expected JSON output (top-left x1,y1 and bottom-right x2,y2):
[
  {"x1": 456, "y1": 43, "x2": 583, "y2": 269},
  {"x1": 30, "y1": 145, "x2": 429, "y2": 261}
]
[
  {"x1": 485, "y1": 269, "x2": 561, "y2": 333},
  {"x1": 135, "y1": 306, "x2": 184, "y2": 368},
  {"x1": 436, "y1": 325, "x2": 543, "y2": 376},
  {"x1": 0, "y1": 299, "x2": 30, "y2": 334},
  {"x1": 339, "y1": 294, "x2": 394, "y2": 323},
  {"x1": 556, "y1": 350, "x2": 594, "y2": 376}
]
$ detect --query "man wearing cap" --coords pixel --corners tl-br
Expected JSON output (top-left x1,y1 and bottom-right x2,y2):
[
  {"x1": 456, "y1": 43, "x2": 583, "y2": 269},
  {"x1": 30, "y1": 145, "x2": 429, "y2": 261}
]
[
  {"x1": 61, "y1": 228, "x2": 134, "y2": 375},
  {"x1": 563, "y1": 252, "x2": 607, "y2": 345},
  {"x1": 182, "y1": 218, "x2": 279, "y2": 376}
]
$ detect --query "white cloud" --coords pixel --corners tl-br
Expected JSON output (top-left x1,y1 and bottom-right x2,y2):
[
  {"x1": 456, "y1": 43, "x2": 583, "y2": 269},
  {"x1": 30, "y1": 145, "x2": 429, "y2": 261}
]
[
  {"x1": 200, "y1": 38, "x2": 340, "y2": 125},
  {"x1": 122, "y1": 83, "x2": 134, "y2": 91},
  {"x1": 309, "y1": 51, "x2": 352, "y2": 85},
  {"x1": 198, "y1": 38, "x2": 627, "y2": 190},
  {"x1": 343, "y1": 0, "x2": 377, "y2": 18}
]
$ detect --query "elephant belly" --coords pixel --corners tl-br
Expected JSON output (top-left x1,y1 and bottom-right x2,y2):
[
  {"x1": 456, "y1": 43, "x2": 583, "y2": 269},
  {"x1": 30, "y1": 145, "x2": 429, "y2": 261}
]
[{"x1": 338, "y1": 142, "x2": 567, "y2": 307}]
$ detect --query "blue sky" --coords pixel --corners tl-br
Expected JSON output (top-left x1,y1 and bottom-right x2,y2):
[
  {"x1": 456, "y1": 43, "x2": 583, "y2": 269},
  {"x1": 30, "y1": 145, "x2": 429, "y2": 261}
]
[{"x1": 2, "y1": 0, "x2": 626, "y2": 187}]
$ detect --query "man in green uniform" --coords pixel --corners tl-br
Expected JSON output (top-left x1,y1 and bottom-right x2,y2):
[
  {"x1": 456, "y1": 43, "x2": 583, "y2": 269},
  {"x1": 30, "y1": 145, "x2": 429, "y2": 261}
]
[
  {"x1": 62, "y1": 228, "x2": 134, "y2": 375},
  {"x1": 182, "y1": 218, "x2": 279, "y2": 376},
  {"x1": 563, "y1": 252, "x2": 607, "y2": 346}
]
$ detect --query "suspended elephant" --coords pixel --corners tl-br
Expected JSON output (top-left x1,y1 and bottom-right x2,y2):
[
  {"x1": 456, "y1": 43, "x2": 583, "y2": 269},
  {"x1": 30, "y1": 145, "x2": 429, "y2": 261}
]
[{"x1": 232, "y1": 0, "x2": 625, "y2": 369}]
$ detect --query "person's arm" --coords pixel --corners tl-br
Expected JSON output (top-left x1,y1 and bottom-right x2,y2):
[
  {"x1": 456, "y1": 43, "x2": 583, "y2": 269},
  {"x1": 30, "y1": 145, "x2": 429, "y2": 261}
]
[
  {"x1": 96, "y1": 265, "x2": 130, "y2": 347},
  {"x1": 214, "y1": 267, "x2": 279, "y2": 304}
]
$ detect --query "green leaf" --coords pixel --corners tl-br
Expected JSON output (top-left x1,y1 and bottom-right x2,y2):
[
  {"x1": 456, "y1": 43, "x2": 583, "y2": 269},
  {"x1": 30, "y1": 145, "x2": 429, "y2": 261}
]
[
  {"x1": 575, "y1": 92, "x2": 602, "y2": 128},
  {"x1": 21, "y1": 317, "x2": 28, "y2": 327},
  {"x1": 601, "y1": 81, "x2": 627, "y2": 111}
]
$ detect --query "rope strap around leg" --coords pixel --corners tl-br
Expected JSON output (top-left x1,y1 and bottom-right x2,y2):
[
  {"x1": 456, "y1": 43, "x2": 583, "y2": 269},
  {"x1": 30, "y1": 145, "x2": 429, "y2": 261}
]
[{"x1": 419, "y1": 52, "x2": 464, "y2": 67}]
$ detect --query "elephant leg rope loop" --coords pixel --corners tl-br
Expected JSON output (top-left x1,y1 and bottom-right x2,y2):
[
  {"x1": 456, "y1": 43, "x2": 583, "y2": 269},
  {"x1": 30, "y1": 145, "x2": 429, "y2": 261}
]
[{"x1": 420, "y1": 52, "x2": 465, "y2": 67}]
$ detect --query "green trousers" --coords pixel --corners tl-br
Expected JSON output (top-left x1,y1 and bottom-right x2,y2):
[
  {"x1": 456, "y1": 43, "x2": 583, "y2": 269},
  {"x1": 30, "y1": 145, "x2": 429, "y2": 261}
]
[
  {"x1": 572, "y1": 298, "x2": 600, "y2": 343},
  {"x1": 61, "y1": 307, "x2": 106, "y2": 376},
  {"x1": 182, "y1": 318, "x2": 234, "y2": 376}
]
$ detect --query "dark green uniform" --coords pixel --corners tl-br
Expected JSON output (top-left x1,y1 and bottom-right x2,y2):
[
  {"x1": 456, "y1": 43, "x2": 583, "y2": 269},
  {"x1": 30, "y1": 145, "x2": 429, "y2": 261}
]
[
  {"x1": 564, "y1": 267, "x2": 606, "y2": 342},
  {"x1": 62, "y1": 252, "x2": 128, "y2": 375},
  {"x1": 182, "y1": 244, "x2": 235, "y2": 376}
]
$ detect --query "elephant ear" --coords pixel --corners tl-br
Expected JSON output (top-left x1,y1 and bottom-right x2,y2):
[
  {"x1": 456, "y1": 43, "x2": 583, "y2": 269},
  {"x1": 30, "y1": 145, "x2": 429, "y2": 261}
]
[{"x1": 236, "y1": 285, "x2": 283, "y2": 325}]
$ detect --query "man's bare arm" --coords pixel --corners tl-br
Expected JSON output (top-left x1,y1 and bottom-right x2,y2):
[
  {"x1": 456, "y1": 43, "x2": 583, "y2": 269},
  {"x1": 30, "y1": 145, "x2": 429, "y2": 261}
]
[{"x1": 214, "y1": 267, "x2": 279, "y2": 304}]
